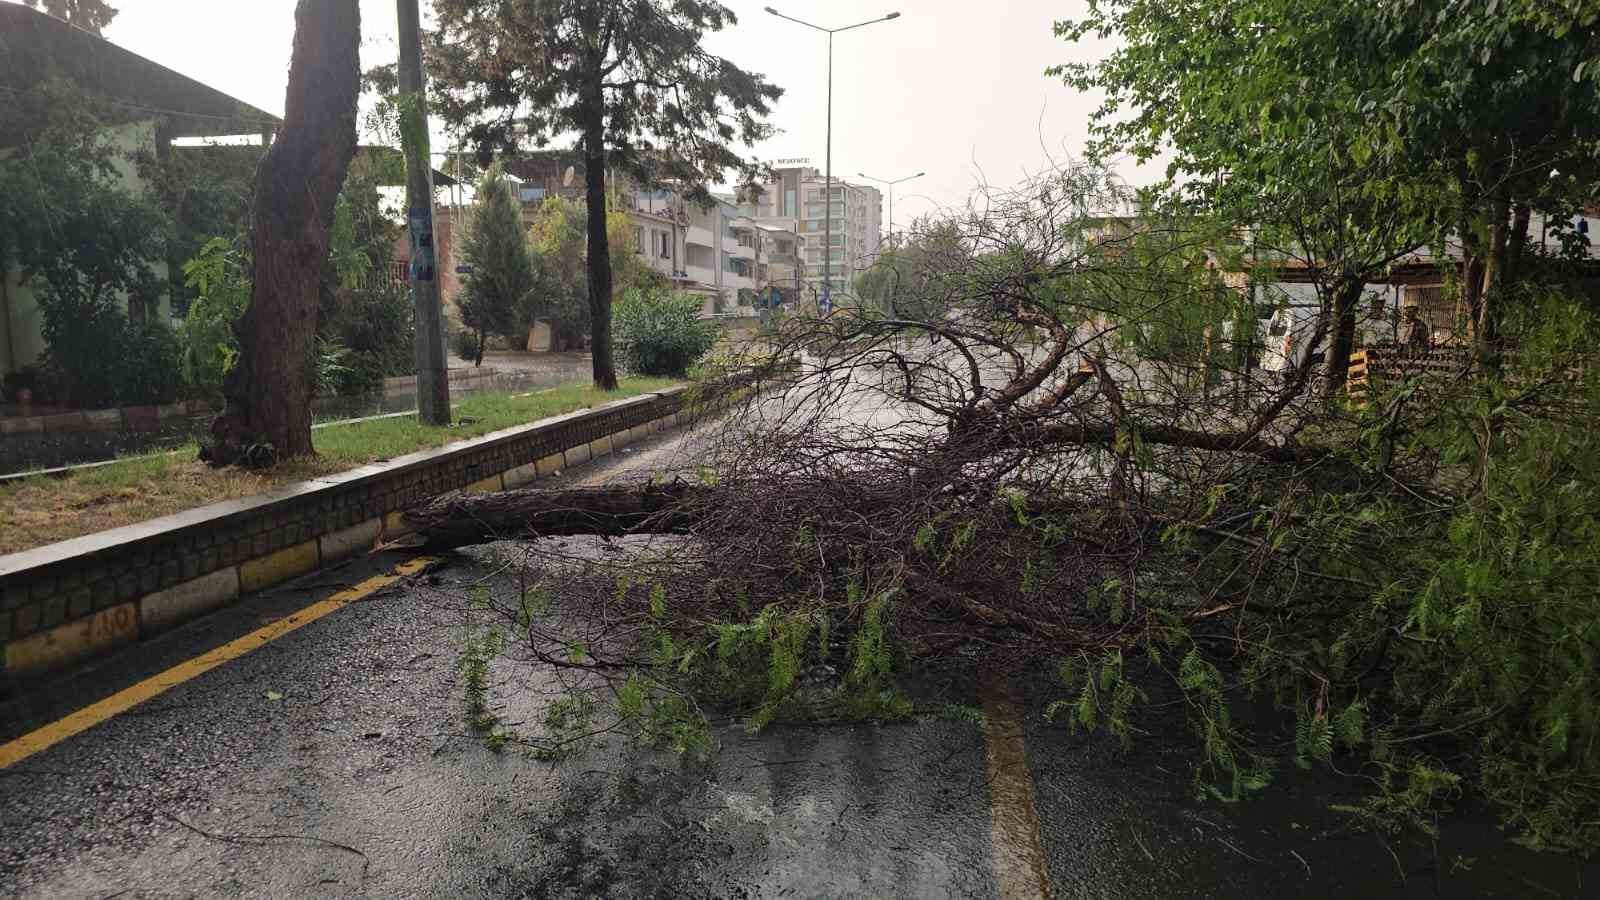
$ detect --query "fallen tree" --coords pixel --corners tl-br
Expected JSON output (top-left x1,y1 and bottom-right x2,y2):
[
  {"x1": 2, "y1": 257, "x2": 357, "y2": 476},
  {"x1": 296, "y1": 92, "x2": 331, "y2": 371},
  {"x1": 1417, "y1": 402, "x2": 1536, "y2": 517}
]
[{"x1": 425, "y1": 166, "x2": 1600, "y2": 854}]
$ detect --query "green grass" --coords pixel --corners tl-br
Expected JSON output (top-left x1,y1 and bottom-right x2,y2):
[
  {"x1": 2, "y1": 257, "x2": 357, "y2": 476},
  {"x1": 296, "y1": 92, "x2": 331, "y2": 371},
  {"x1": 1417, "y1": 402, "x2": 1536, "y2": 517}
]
[{"x1": 0, "y1": 377, "x2": 678, "y2": 556}]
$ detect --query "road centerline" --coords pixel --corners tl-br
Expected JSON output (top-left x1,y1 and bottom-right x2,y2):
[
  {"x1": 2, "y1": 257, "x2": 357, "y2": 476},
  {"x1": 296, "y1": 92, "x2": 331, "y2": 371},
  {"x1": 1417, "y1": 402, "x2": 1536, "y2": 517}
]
[{"x1": 981, "y1": 670, "x2": 1054, "y2": 899}]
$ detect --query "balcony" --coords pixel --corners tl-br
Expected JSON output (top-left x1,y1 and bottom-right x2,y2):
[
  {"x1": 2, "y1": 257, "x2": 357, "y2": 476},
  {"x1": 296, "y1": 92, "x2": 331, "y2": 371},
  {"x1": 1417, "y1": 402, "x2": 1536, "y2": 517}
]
[
  {"x1": 684, "y1": 263, "x2": 717, "y2": 287},
  {"x1": 685, "y1": 225, "x2": 715, "y2": 249}
]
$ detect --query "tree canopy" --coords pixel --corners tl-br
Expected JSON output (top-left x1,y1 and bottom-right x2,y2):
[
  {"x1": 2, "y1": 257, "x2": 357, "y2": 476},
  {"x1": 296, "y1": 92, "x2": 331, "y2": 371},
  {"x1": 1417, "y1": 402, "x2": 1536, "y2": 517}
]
[
  {"x1": 23, "y1": 0, "x2": 116, "y2": 33},
  {"x1": 404, "y1": 0, "x2": 782, "y2": 388},
  {"x1": 459, "y1": 163, "x2": 535, "y2": 362}
]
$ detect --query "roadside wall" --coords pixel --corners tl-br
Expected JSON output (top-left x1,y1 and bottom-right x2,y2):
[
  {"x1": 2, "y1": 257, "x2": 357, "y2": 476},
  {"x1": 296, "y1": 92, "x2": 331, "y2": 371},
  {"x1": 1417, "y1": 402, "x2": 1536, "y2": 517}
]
[
  {"x1": 0, "y1": 366, "x2": 510, "y2": 439},
  {"x1": 0, "y1": 385, "x2": 707, "y2": 688}
]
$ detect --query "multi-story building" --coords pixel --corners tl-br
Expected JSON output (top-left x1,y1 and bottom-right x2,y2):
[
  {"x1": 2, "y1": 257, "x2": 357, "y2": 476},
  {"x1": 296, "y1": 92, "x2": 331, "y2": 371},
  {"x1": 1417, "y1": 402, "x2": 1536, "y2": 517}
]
[
  {"x1": 617, "y1": 186, "x2": 692, "y2": 290},
  {"x1": 739, "y1": 165, "x2": 883, "y2": 300},
  {"x1": 442, "y1": 154, "x2": 797, "y2": 319}
]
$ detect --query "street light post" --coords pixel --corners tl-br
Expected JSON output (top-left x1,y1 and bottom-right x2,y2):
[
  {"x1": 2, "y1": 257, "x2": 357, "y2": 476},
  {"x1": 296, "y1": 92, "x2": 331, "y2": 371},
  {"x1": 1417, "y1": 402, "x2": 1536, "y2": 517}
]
[
  {"x1": 857, "y1": 171, "x2": 925, "y2": 249},
  {"x1": 765, "y1": 7, "x2": 900, "y2": 305}
]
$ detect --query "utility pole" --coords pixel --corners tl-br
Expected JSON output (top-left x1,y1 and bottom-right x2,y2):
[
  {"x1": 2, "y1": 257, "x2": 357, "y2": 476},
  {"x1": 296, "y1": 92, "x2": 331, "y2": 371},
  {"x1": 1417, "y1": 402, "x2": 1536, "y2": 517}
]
[
  {"x1": 398, "y1": 0, "x2": 451, "y2": 426},
  {"x1": 765, "y1": 7, "x2": 901, "y2": 307}
]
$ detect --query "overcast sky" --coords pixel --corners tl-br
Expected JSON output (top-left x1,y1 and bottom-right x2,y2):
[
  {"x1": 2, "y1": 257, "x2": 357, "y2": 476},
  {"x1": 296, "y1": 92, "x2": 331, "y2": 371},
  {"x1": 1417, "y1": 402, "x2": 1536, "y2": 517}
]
[{"x1": 92, "y1": 0, "x2": 1153, "y2": 226}]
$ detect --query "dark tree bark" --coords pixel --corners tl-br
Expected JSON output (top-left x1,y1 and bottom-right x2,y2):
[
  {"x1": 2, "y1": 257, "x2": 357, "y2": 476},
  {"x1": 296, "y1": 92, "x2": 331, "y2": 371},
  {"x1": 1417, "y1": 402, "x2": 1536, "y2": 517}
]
[
  {"x1": 582, "y1": 103, "x2": 619, "y2": 391},
  {"x1": 1476, "y1": 189, "x2": 1513, "y2": 368},
  {"x1": 405, "y1": 483, "x2": 702, "y2": 549},
  {"x1": 1320, "y1": 279, "x2": 1365, "y2": 398},
  {"x1": 203, "y1": 0, "x2": 360, "y2": 467}
]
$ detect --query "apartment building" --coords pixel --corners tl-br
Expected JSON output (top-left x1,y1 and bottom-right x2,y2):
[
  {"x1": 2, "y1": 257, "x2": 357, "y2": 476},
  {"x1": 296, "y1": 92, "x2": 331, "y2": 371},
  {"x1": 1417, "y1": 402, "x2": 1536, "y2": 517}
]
[
  {"x1": 739, "y1": 165, "x2": 883, "y2": 299},
  {"x1": 444, "y1": 154, "x2": 796, "y2": 316}
]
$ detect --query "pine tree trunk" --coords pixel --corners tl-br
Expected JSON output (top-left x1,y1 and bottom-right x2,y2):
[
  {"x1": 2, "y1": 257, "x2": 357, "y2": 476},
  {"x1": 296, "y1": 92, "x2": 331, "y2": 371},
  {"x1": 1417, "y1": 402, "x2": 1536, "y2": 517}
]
[
  {"x1": 582, "y1": 101, "x2": 619, "y2": 391},
  {"x1": 203, "y1": 0, "x2": 360, "y2": 467}
]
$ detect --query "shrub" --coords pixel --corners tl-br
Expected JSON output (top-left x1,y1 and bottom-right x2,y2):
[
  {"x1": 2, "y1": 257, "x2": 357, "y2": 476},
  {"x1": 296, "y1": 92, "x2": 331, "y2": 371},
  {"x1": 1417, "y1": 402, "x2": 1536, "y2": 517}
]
[
  {"x1": 614, "y1": 288, "x2": 717, "y2": 377},
  {"x1": 120, "y1": 320, "x2": 184, "y2": 405},
  {"x1": 453, "y1": 327, "x2": 481, "y2": 365},
  {"x1": 35, "y1": 281, "x2": 130, "y2": 408}
]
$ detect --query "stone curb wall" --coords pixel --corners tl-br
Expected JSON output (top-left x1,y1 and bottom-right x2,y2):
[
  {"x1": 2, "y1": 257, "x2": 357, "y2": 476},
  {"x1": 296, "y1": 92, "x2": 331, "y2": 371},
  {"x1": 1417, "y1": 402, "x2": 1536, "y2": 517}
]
[{"x1": 0, "y1": 384, "x2": 710, "y2": 688}]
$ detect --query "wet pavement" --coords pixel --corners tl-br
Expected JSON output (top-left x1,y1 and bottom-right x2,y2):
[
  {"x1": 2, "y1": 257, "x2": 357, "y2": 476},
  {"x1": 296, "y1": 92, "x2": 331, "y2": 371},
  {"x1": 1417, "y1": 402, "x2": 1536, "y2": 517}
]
[{"x1": 2, "y1": 423, "x2": 1598, "y2": 898}]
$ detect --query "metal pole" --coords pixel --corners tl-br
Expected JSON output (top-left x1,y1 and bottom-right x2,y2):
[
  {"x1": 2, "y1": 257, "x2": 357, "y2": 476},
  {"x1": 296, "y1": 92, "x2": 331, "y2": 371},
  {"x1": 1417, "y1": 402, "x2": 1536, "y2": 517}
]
[
  {"x1": 823, "y1": 31, "x2": 833, "y2": 303},
  {"x1": 398, "y1": 0, "x2": 451, "y2": 426}
]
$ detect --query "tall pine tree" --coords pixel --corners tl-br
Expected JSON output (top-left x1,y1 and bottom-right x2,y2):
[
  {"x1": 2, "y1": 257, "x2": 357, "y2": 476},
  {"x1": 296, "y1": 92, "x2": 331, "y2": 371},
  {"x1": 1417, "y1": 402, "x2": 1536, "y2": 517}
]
[{"x1": 459, "y1": 163, "x2": 534, "y2": 365}]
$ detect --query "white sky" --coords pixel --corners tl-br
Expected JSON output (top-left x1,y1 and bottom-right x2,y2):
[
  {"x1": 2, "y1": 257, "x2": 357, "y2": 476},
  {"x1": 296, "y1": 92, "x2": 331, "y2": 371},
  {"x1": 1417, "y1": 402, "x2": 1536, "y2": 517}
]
[{"x1": 86, "y1": 0, "x2": 1156, "y2": 227}]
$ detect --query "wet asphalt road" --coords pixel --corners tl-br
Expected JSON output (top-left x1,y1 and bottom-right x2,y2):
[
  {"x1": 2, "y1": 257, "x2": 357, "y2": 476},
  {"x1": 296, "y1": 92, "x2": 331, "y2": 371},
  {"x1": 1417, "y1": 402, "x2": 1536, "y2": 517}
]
[{"x1": 3, "y1": 422, "x2": 1598, "y2": 898}]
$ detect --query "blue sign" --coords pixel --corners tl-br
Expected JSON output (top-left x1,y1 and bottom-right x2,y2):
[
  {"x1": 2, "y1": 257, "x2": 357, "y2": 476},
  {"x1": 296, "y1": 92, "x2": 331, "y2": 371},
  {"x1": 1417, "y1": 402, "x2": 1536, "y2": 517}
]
[
  {"x1": 819, "y1": 286, "x2": 832, "y2": 315},
  {"x1": 407, "y1": 207, "x2": 436, "y2": 283}
]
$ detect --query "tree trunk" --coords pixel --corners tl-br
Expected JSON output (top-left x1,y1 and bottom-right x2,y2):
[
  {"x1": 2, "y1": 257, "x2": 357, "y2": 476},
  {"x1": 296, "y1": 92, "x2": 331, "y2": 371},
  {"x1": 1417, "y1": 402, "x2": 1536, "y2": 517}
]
[
  {"x1": 204, "y1": 0, "x2": 360, "y2": 467},
  {"x1": 1476, "y1": 190, "x2": 1512, "y2": 369},
  {"x1": 581, "y1": 96, "x2": 619, "y2": 391},
  {"x1": 405, "y1": 483, "x2": 702, "y2": 550},
  {"x1": 1505, "y1": 202, "x2": 1532, "y2": 288},
  {"x1": 1320, "y1": 279, "x2": 1364, "y2": 398}
]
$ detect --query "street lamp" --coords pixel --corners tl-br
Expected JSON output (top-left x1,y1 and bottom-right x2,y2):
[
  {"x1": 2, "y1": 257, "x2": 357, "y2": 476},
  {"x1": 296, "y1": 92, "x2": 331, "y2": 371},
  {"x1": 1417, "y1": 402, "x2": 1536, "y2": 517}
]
[
  {"x1": 765, "y1": 6, "x2": 900, "y2": 304},
  {"x1": 857, "y1": 171, "x2": 924, "y2": 249}
]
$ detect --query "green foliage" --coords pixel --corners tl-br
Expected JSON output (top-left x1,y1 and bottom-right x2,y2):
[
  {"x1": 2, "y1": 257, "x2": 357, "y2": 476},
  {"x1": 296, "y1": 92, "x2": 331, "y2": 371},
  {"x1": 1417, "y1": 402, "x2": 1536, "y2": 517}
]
[
  {"x1": 459, "y1": 163, "x2": 535, "y2": 351},
  {"x1": 524, "y1": 196, "x2": 591, "y2": 350},
  {"x1": 458, "y1": 625, "x2": 505, "y2": 732},
  {"x1": 176, "y1": 169, "x2": 413, "y2": 400},
  {"x1": 180, "y1": 238, "x2": 250, "y2": 397},
  {"x1": 452, "y1": 328, "x2": 481, "y2": 364},
  {"x1": 21, "y1": 0, "x2": 117, "y2": 34},
  {"x1": 613, "y1": 288, "x2": 718, "y2": 377}
]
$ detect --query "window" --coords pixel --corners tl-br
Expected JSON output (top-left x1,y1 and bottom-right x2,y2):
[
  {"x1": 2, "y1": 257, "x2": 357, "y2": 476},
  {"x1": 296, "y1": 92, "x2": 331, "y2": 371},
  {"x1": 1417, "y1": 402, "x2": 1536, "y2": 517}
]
[
  {"x1": 784, "y1": 189, "x2": 796, "y2": 216},
  {"x1": 655, "y1": 230, "x2": 672, "y2": 259},
  {"x1": 633, "y1": 226, "x2": 644, "y2": 252}
]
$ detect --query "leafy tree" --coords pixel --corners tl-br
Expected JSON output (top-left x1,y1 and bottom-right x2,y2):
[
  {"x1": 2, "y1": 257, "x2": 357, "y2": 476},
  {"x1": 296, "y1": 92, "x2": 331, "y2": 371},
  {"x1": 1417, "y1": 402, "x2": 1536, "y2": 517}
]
[
  {"x1": 458, "y1": 163, "x2": 535, "y2": 364},
  {"x1": 1055, "y1": 0, "x2": 1600, "y2": 384},
  {"x1": 525, "y1": 195, "x2": 591, "y2": 352},
  {"x1": 0, "y1": 77, "x2": 170, "y2": 405},
  {"x1": 205, "y1": 0, "x2": 360, "y2": 466},
  {"x1": 1362, "y1": 0, "x2": 1600, "y2": 361},
  {"x1": 853, "y1": 219, "x2": 968, "y2": 319},
  {"x1": 23, "y1": 0, "x2": 116, "y2": 33},
  {"x1": 417, "y1": 0, "x2": 782, "y2": 390},
  {"x1": 1054, "y1": 0, "x2": 1443, "y2": 395}
]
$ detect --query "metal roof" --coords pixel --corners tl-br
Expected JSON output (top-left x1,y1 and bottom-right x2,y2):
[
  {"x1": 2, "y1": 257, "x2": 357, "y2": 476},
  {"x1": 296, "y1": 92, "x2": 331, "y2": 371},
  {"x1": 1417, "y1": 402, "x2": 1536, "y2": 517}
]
[{"x1": 1, "y1": 3, "x2": 281, "y2": 146}]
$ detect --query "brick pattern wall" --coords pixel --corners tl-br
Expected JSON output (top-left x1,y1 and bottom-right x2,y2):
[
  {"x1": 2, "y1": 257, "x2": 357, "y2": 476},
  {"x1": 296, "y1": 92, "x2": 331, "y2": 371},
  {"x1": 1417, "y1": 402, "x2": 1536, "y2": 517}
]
[{"x1": 0, "y1": 387, "x2": 696, "y2": 683}]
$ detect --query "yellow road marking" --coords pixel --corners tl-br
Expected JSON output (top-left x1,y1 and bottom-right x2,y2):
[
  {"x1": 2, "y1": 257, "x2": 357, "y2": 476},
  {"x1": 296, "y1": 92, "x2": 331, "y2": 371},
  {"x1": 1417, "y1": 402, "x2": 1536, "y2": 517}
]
[
  {"x1": 981, "y1": 671, "x2": 1054, "y2": 899},
  {"x1": 0, "y1": 556, "x2": 438, "y2": 770}
]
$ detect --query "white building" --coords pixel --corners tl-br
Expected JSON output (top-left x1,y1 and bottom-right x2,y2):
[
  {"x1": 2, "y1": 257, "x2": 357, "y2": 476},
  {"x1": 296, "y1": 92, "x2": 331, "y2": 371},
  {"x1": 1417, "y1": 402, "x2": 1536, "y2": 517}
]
[{"x1": 739, "y1": 165, "x2": 882, "y2": 301}]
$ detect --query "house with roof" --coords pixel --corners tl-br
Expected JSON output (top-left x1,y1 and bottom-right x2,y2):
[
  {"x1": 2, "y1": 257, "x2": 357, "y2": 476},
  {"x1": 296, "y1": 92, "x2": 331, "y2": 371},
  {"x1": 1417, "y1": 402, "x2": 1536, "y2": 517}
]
[
  {"x1": 0, "y1": 2, "x2": 282, "y2": 378},
  {"x1": 0, "y1": 4, "x2": 459, "y2": 382}
]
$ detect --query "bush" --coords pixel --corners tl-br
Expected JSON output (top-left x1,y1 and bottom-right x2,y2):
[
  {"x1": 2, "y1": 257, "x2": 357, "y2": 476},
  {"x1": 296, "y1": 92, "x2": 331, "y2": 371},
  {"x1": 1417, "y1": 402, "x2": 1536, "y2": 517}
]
[
  {"x1": 614, "y1": 289, "x2": 718, "y2": 377},
  {"x1": 453, "y1": 327, "x2": 482, "y2": 364},
  {"x1": 120, "y1": 320, "x2": 184, "y2": 405},
  {"x1": 35, "y1": 279, "x2": 182, "y2": 408}
]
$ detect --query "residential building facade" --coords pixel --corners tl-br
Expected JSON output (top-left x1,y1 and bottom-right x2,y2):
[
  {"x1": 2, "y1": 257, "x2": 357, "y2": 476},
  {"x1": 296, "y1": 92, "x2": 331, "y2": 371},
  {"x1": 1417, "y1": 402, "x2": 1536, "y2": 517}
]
[{"x1": 739, "y1": 165, "x2": 883, "y2": 300}]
